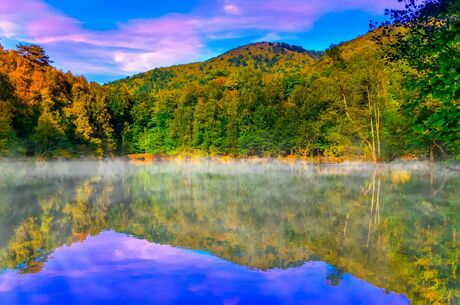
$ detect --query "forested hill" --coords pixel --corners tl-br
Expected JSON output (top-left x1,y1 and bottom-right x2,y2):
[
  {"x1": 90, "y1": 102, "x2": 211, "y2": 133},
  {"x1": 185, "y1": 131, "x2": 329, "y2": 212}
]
[
  {"x1": 0, "y1": 0, "x2": 458, "y2": 160},
  {"x1": 106, "y1": 34, "x2": 418, "y2": 161},
  {"x1": 111, "y1": 42, "x2": 320, "y2": 93}
]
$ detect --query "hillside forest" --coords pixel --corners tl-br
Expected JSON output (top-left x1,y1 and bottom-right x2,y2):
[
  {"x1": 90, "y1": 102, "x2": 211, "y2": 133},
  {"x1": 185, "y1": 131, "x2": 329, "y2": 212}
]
[{"x1": 0, "y1": 0, "x2": 458, "y2": 160}]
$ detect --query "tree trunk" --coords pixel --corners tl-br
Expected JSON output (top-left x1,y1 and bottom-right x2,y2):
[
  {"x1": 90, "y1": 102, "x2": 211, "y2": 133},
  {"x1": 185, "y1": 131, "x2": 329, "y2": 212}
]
[
  {"x1": 429, "y1": 143, "x2": 435, "y2": 161},
  {"x1": 341, "y1": 91, "x2": 372, "y2": 151},
  {"x1": 375, "y1": 103, "x2": 381, "y2": 160},
  {"x1": 367, "y1": 86, "x2": 377, "y2": 163},
  {"x1": 367, "y1": 171, "x2": 376, "y2": 248}
]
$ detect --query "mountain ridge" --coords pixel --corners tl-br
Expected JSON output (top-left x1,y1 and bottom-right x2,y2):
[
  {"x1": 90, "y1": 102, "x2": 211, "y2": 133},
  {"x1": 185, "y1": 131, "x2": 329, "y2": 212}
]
[
  {"x1": 110, "y1": 41, "x2": 324, "y2": 92},
  {"x1": 211, "y1": 41, "x2": 324, "y2": 61}
]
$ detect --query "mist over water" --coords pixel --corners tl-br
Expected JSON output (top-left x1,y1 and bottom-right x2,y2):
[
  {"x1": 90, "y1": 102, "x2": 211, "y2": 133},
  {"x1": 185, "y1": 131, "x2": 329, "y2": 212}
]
[{"x1": 0, "y1": 160, "x2": 458, "y2": 305}]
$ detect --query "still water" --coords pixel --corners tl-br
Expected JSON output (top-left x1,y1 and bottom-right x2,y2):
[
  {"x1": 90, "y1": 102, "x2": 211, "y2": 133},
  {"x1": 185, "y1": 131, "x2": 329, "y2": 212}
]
[{"x1": 0, "y1": 160, "x2": 458, "y2": 305}]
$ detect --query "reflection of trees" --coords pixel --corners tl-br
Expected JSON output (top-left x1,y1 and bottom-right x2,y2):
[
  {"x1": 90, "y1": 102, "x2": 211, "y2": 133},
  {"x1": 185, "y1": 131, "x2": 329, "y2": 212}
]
[
  {"x1": 0, "y1": 164, "x2": 458, "y2": 304},
  {"x1": 4, "y1": 218, "x2": 49, "y2": 273},
  {"x1": 326, "y1": 266, "x2": 344, "y2": 287},
  {"x1": 366, "y1": 170, "x2": 381, "y2": 248}
]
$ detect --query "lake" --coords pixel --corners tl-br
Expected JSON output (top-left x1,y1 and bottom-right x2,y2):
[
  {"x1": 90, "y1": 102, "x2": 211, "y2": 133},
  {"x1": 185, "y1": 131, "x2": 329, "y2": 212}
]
[{"x1": 0, "y1": 160, "x2": 458, "y2": 305}]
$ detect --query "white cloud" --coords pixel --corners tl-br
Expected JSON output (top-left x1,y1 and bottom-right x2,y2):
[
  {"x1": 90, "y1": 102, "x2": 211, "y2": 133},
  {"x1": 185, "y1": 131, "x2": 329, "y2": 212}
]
[
  {"x1": 224, "y1": 4, "x2": 241, "y2": 15},
  {"x1": 0, "y1": 20, "x2": 17, "y2": 38}
]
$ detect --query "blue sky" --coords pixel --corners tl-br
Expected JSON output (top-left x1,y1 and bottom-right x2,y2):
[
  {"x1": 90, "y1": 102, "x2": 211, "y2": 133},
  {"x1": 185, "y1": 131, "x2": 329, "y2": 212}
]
[{"x1": 0, "y1": 0, "x2": 399, "y2": 83}]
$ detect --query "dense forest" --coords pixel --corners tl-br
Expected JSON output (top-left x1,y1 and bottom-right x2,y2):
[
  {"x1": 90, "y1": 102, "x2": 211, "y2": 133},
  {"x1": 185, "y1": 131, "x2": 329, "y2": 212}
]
[{"x1": 0, "y1": 0, "x2": 458, "y2": 160}]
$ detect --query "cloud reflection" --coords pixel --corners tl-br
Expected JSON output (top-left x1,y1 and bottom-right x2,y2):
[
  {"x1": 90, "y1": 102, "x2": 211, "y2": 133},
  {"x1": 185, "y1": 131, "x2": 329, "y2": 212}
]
[{"x1": 0, "y1": 231, "x2": 409, "y2": 305}]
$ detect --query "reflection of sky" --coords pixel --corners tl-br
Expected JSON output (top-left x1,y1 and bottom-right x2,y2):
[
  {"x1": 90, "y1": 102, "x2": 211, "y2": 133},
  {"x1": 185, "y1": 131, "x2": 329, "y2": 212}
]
[{"x1": 0, "y1": 231, "x2": 409, "y2": 305}]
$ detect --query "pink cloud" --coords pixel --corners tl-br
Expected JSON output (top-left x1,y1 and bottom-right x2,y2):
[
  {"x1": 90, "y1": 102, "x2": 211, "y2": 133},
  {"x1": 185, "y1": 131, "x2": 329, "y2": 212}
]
[
  {"x1": 0, "y1": 0, "x2": 204, "y2": 76},
  {"x1": 0, "y1": 20, "x2": 17, "y2": 38},
  {"x1": 26, "y1": 13, "x2": 80, "y2": 38},
  {"x1": 0, "y1": 0, "x2": 80, "y2": 38}
]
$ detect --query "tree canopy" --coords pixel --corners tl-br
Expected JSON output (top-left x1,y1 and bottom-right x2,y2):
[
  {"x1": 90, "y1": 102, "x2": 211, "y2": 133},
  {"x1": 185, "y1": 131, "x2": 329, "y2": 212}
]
[
  {"x1": 0, "y1": 28, "x2": 457, "y2": 160},
  {"x1": 373, "y1": 0, "x2": 459, "y2": 158}
]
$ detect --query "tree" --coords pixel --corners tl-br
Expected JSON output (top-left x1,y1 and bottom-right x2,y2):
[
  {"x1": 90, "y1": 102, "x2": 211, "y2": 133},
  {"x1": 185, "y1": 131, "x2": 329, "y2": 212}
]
[
  {"x1": 193, "y1": 97, "x2": 224, "y2": 153},
  {"x1": 0, "y1": 73, "x2": 21, "y2": 155},
  {"x1": 16, "y1": 44, "x2": 53, "y2": 67},
  {"x1": 68, "y1": 80, "x2": 114, "y2": 156},
  {"x1": 373, "y1": 0, "x2": 460, "y2": 158},
  {"x1": 0, "y1": 100, "x2": 14, "y2": 154},
  {"x1": 169, "y1": 86, "x2": 201, "y2": 151},
  {"x1": 146, "y1": 92, "x2": 176, "y2": 154},
  {"x1": 107, "y1": 84, "x2": 133, "y2": 153},
  {"x1": 32, "y1": 111, "x2": 65, "y2": 157}
]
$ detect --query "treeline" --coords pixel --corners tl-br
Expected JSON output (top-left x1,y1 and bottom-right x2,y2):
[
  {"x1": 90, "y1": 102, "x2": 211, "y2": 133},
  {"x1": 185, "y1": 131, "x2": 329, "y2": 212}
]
[{"x1": 0, "y1": 1, "x2": 458, "y2": 160}]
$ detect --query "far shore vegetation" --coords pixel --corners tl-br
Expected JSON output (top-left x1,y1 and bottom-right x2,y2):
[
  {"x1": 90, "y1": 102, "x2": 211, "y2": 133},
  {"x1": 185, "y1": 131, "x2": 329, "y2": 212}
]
[{"x1": 0, "y1": 0, "x2": 458, "y2": 161}]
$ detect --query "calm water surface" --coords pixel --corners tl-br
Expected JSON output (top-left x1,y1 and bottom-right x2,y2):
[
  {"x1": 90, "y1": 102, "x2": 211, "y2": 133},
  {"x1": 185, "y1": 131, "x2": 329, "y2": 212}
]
[{"x1": 0, "y1": 160, "x2": 458, "y2": 305}]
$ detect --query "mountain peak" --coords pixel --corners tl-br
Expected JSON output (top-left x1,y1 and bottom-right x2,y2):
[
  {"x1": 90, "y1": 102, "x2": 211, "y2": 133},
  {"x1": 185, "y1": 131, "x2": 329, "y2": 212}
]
[
  {"x1": 202, "y1": 41, "x2": 323, "y2": 71},
  {"x1": 209, "y1": 42, "x2": 324, "y2": 65},
  {"x1": 224, "y1": 42, "x2": 310, "y2": 55},
  {"x1": 115, "y1": 42, "x2": 325, "y2": 85}
]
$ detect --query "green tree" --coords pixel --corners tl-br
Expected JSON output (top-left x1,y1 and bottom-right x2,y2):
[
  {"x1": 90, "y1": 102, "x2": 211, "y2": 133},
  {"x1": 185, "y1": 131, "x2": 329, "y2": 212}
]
[
  {"x1": 32, "y1": 111, "x2": 65, "y2": 157},
  {"x1": 375, "y1": 0, "x2": 460, "y2": 158},
  {"x1": 0, "y1": 74, "x2": 19, "y2": 155}
]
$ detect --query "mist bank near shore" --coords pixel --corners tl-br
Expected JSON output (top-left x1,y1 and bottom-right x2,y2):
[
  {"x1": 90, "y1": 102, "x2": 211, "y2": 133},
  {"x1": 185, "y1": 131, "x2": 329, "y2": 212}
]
[{"x1": 0, "y1": 159, "x2": 458, "y2": 184}]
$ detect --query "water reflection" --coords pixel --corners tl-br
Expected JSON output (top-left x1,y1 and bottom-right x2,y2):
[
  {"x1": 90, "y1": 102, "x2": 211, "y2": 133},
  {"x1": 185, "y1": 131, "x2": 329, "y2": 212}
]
[
  {"x1": 0, "y1": 160, "x2": 458, "y2": 304},
  {"x1": 0, "y1": 231, "x2": 408, "y2": 305}
]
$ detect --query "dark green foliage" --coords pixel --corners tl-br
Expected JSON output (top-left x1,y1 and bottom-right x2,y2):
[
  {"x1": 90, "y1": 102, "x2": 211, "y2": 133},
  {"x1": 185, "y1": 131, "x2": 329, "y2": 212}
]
[
  {"x1": 0, "y1": 74, "x2": 21, "y2": 155},
  {"x1": 305, "y1": 50, "x2": 325, "y2": 61},
  {"x1": 373, "y1": 0, "x2": 460, "y2": 158}
]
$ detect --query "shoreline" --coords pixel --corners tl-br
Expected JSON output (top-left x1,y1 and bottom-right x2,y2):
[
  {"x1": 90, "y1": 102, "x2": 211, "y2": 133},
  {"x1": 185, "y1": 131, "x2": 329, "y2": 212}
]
[{"x1": 1, "y1": 153, "x2": 457, "y2": 166}]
